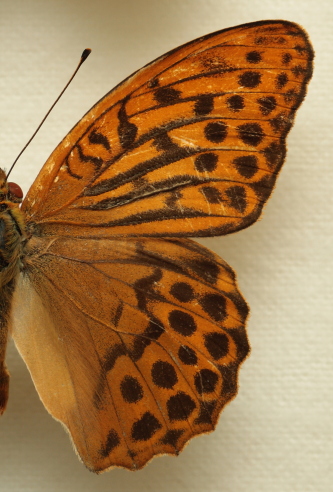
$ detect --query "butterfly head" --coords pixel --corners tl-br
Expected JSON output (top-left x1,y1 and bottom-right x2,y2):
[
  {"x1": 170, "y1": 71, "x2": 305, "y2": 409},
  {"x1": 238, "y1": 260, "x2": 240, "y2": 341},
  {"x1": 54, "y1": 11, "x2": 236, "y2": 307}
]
[{"x1": 0, "y1": 169, "x2": 23, "y2": 204}]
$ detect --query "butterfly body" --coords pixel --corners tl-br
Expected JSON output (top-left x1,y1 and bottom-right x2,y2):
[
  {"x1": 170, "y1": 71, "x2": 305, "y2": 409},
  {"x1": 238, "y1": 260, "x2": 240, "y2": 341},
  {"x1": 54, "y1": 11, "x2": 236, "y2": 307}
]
[
  {"x1": 1, "y1": 20, "x2": 313, "y2": 472},
  {"x1": 0, "y1": 170, "x2": 27, "y2": 413}
]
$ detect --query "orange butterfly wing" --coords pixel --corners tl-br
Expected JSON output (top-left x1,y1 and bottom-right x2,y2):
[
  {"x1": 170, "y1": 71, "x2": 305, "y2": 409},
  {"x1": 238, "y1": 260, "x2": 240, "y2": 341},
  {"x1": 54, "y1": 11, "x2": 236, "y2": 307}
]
[
  {"x1": 22, "y1": 20, "x2": 313, "y2": 238},
  {"x1": 9, "y1": 20, "x2": 313, "y2": 472},
  {"x1": 12, "y1": 235, "x2": 248, "y2": 471}
]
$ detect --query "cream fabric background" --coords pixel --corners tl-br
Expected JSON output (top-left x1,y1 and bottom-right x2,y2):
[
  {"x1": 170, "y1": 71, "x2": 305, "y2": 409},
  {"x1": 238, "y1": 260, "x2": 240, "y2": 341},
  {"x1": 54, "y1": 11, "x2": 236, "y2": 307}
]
[{"x1": 0, "y1": 1, "x2": 331, "y2": 491}]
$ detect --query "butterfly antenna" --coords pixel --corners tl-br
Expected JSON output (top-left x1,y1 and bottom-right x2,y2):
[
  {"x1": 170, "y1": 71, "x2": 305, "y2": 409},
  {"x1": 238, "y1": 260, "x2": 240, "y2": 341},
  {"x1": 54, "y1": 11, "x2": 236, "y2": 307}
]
[{"x1": 5, "y1": 48, "x2": 92, "y2": 180}]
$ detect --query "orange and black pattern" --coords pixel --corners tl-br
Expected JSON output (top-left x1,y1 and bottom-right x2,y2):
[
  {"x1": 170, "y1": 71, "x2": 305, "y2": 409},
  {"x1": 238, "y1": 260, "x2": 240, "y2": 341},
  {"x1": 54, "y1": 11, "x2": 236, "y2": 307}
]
[
  {"x1": 22, "y1": 235, "x2": 249, "y2": 471},
  {"x1": 1, "y1": 20, "x2": 313, "y2": 473},
  {"x1": 24, "y1": 20, "x2": 313, "y2": 240}
]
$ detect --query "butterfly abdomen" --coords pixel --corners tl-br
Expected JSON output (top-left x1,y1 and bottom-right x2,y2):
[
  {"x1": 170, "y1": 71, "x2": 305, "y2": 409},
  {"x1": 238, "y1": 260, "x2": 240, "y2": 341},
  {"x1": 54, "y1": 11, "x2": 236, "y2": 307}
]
[
  {"x1": 0, "y1": 196, "x2": 26, "y2": 287},
  {"x1": 0, "y1": 171, "x2": 26, "y2": 414}
]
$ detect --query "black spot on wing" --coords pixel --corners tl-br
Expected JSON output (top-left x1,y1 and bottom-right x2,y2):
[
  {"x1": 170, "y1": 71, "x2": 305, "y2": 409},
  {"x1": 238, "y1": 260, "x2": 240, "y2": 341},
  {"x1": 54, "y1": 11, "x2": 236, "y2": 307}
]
[
  {"x1": 250, "y1": 174, "x2": 276, "y2": 202},
  {"x1": 169, "y1": 310, "x2": 197, "y2": 336},
  {"x1": 199, "y1": 293, "x2": 227, "y2": 322},
  {"x1": 219, "y1": 365, "x2": 237, "y2": 397},
  {"x1": 233, "y1": 155, "x2": 258, "y2": 178},
  {"x1": 194, "y1": 94, "x2": 214, "y2": 116},
  {"x1": 194, "y1": 153, "x2": 218, "y2": 173},
  {"x1": 75, "y1": 143, "x2": 104, "y2": 170},
  {"x1": 131, "y1": 318, "x2": 165, "y2": 362},
  {"x1": 237, "y1": 123, "x2": 265, "y2": 147},
  {"x1": 226, "y1": 185, "x2": 247, "y2": 213},
  {"x1": 151, "y1": 360, "x2": 178, "y2": 389},
  {"x1": 228, "y1": 326, "x2": 250, "y2": 362},
  {"x1": 120, "y1": 376, "x2": 144, "y2": 403},
  {"x1": 154, "y1": 87, "x2": 182, "y2": 105},
  {"x1": 292, "y1": 65, "x2": 306, "y2": 77},
  {"x1": 238, "y1": 71, "x2": 261, "y2": 88},
  {"x1": 178, "y1": 345, "x2": 198, "y2": 365},
  {"x1": 227, "y1": 95, "x2": 244, "y2": 112},
  {"x1": 170, "y1": 282, "x2": 195, "y2": 303},
  {"x1": 94, "y1": 343, "x2": 127, "y2": 409},
  {"x1": 276, "y1": 72, "x2": 288, "y2": 89},
  {"x1": 282, "y1": 52, "x2": 292, "y2": 65},
  {"x1": 118, "y1": 98, "x2": 138, "y2": 149},
  {"x1": 160, "y1": 429, "x2": 185, "y2": 447},
  {"x1": 246, "y1": 51, "x2": 262, "y2": 64},
  {"x1": 227, "y1": 292, "x2": 249, "y2": 324},
  {"x1": 89, "y1": 129, "x2": 111, "y2": 150},
  {"x1": 134, "y1": 268, "x2": 163, "y2": 311},
  {"x1": 131, "y1": 412, "x2": 162, "y2": 441},
  {"x1": 167, "y1": 391, "x2": 196, "y2": 421},
  {"x1": 103, "y1": 343, "x2": 127, "y2": 373},
  {"x1": 204, "y1": 121, "x2": 227, "y2": 143},
  {"x1": 194, "y1": 400, "x2": 217, "y2": 425},
  {"x1": 194, "y1": 369, "x2": 218, "y2": 394},
  {"x1": 204, "y1": 332, "x2": 229, "y2": 360},
  {"x1": 112, "y1": 302, "x2": 124, "y2": 327},
  {"x1": 201, "y1": 186, "x2": 223, "y2": 204},
  {"x1": 261, "y1": 141, "x2": 286, "y2": 169},
  {"x1": 153, "y1": 133, "x2": 178, "y2": 152},
  {"x1": 269, "y1": 112, "x2": 292, "y2": 134},
  {"x1": 99, "y1": 429, "x2": 120, "y2": 457},
  {"x1": 257, "y1": 96, "x2": 277, "y2": 116}
]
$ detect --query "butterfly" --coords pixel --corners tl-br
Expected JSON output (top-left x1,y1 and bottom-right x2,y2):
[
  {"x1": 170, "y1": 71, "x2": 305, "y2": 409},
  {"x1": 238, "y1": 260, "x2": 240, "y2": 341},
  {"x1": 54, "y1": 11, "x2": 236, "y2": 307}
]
[{"x1": 0, "y1": 20, "x2": 313, "y2": 472}]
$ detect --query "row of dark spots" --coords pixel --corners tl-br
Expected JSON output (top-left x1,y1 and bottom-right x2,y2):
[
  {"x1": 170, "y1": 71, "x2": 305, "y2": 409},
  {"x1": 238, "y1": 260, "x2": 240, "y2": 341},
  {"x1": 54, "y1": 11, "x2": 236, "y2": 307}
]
[
  {"x1": 150, "y1": 70, "x2": 286, "y2": 114},
  {"x1": 195, "y1": 80, "x2": 294, "y2": 116},
  {"x1": 246, "y1": 49, "x2": 293, "y2": 67},
  {"x1": 194, "y1": 138, "x2": 282, "y2": 182},
  {"x1": 99, "y1": 342, "x2": 230, "y2": 454},
  {"x1": 201, "y1": 184, "x2": 247, "y2": 212},
  {"x1": 150, "y1": 49, "x2": 291, "y2": 100},
  {"x1": 101, "y1": 390, "x2": 201, "y2": 448},
  {"x1": 194, "y1": 151, "x2": 258, "y2": 182},
  {"x1": 205, "y1": 185, "x2": 247, "y2": 212},
  {"x1": 169, "y1": 283, "x2": 228, "y2": 322},
  {"x1": 148, "y1": 47, "x2": 292, "y2": 89},
  {"x1": 239, "y1": 70, "x2": 289, "y2": 90},
  {"x1": 98, "y1": 395, "x2": 199, "y2": 450},
  {"x1": 169, "y1": 289, "x2": 228, "y2": 326},
  {"x1": 134, "y1": 386, "x2": 218, "y2": 441},
  {"x1": 153, "y1": 359, "x2": 220, "y2": 395},
  {"x1": 100, "y1": 368, "x2": 222, "y2": 454},
  {"x1": 168, "y1": 308, "x2": 230, "y2": 360},
  {"x1": 120, "y1": 359, "x2": 220, "y2": 403},
  {"x1": 131, "y1": 390, "x2": 197, "y2": 442},
  {"x1": 226, "y1": 94, "x2": 277, "y2": 115},
  {"x1": 226, "y1": 93, "x2": 278, "y2": 116},
  {"x1": 203, "y1": 120, "x2": 265, "y2": 147},
  {"x1": 99, "y1": 348, "x2": 241, "y2": 454}
]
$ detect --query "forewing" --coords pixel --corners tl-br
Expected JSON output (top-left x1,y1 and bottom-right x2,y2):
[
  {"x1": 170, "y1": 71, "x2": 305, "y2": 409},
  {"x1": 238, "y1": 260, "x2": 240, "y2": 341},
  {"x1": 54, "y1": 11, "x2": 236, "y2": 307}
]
[
  {"x1": 22, "y1": 20, "x2": 313, "y2": 238},
  {"x1": 11, "y1": 235, "x2": 249, "y2": 472}
]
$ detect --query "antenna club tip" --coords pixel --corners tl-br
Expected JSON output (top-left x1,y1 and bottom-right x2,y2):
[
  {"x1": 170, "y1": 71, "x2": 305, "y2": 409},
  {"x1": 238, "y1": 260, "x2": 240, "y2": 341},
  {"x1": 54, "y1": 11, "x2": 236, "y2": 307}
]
[{"x1": 81, "y1": 48, "x2": 92, "y2": 62}]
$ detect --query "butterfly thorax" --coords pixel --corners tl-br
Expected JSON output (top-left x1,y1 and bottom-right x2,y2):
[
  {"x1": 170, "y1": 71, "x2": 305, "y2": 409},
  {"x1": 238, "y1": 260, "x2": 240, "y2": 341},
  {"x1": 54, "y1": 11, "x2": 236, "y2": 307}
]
[
  {"x1": 0, "y1": 169, "x2": 26, "y2": 414},
  {"x1": 0, "y1": 171, "x2": 26, "y2": 288}
]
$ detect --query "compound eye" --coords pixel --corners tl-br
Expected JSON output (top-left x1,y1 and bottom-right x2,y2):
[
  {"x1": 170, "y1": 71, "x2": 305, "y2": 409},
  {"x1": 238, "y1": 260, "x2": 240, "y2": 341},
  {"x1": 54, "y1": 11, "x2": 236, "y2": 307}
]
[{"x1": 8, "y1": 182, "x2": 23, "y2": 199}]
